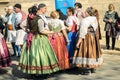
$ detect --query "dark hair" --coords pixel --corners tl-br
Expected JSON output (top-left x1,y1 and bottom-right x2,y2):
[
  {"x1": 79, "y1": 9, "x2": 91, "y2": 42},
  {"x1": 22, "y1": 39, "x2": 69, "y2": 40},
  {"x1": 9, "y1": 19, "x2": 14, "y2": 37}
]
[
  {"x1": 38, "y1": 3, "x2": 46, "y2": 10},
  {"x1": 14, "y1": 3, "x2": 21, "y2": 9},
  {"x1": 56, "y1": 9, "x2": 62, "y2": 14},
  {"x1": 74, "y1": 2, "x2": 82, "y2": 8},
  {"x1": 56, "y1": 9, "x2": 67, "y2": 20},
  {"x1": 28, "y1": 7, "x2": 32, "y2": 14},
  {"x1": 31, "y1": 6, "x2": 37, "y2": 15},
  {"x1": 67, "y1": 7, "x2": 75, "y2": 15},
  {"x1": 28, "y1": 6, "x2": 37, "y2": 15}
]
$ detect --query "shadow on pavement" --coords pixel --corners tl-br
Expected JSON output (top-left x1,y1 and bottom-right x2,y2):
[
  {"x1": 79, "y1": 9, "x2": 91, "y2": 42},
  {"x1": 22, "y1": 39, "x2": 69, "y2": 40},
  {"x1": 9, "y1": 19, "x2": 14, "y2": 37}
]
[
  {"x1": 10, "y1": 56, "x2": 53, "y2": 80},
  {"x1": 0, "y1": 69, "x2": 8, "y2": 74},
  {"x1": 101, "y1": 44, "x2": 120, "y2": 51},
  {"x1": 11, "y1": 63, "x2": 32, "y2": 79},
  {"x1": 10, "y1": 56, "x2": 32, "y2": 79}
]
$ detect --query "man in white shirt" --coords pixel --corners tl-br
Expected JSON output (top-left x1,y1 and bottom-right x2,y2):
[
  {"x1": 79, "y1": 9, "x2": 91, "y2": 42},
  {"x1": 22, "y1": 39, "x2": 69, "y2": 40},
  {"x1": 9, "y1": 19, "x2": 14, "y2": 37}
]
[
  {"x1": 14, "y1": 4, "x2": 22, "y2": 30},
  {"x1": 13, "y1": 4, "x2": 23, "y2": 57}
]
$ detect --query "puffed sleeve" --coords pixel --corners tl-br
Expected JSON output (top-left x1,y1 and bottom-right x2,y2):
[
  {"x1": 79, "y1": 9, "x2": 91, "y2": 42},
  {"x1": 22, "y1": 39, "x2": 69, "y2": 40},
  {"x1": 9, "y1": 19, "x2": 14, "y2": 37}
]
[
  {"x1": 66, "y1": 17, "x2": 73, "y2": 27},
  {"x1": 38, "y1": 19, "x2": 45, "y2": 32},
  {"x1": 79, "y1": 19, "x2": 89, "y2": 38},
  {"x1": 59, "y1": 20, "x2": 66, "y2": 30},
  {"x1": 91, "y1": 17, "x2": 98, "y2": 31}
]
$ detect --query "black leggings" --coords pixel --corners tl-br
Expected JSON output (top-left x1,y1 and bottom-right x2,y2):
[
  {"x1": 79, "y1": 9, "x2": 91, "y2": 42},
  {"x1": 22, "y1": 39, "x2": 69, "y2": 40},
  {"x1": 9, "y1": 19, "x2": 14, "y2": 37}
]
[{"x1": 106, "y1": 31, "x2": 116, "y2": 49}]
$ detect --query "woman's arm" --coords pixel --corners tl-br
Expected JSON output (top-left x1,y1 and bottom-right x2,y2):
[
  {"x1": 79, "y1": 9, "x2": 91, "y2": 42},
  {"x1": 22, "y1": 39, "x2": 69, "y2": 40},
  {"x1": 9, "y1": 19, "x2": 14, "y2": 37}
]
[
  {"x1": 62, "y1": 29, "x2": 69, "y2": 44},
  {"x1": 41, "y1": 29, "x2": 53, "y2": 35},
  {"x1": 66, "y1": 26, "x2": 72, "y2": 31},
  {"x1": 76, "y1": 38, "x2": 82, "y2": 48}
]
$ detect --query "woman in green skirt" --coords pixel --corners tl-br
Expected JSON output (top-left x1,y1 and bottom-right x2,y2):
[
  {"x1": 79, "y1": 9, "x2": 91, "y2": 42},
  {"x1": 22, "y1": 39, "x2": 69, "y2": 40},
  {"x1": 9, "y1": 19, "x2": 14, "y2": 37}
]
[{"x1": 18, "y1": 4, "x2": 60, "y2": 75}]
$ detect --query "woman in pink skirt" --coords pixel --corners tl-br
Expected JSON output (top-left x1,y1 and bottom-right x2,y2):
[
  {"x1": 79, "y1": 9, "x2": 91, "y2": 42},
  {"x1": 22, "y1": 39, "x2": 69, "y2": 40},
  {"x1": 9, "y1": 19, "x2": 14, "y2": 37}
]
[
  {"x1": 48, "y1": 11, "x2": 70, "y2": 70},
  {"x1": 0, "y1": 33, "x2": 11, "y2": 69}
]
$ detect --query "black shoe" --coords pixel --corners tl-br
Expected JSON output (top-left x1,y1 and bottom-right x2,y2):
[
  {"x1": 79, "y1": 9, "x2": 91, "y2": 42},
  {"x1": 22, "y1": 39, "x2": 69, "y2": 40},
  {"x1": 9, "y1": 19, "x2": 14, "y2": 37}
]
[
  {"x1": 90, "y1": 68, "x2": 96, "y2": 73},
  {"x1": 112, "y1": 47, "x2": 115, "y2": 50},
  {"x1": 81, "y1": 69, "x2": 90, "y2": 75},
  {"x1": 11, "y1": 54, "x2": 16, "y2": 56},
  {"x1": 31, "y1": 74, "x2": 40, "y2": 79},
  {"x1": 106, "y1": 45, "x2": 110, "y2": 50},
  {"x1": 106, "y1": 47, "x2": 110, "y2": 49},
  {"x1": 17, "y1": 55, "x2": 20, "y2": 58}
]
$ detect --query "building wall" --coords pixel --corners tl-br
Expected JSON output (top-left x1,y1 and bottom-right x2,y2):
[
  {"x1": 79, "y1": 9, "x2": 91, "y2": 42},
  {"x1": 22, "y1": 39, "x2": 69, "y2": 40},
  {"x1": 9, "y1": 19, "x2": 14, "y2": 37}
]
[
  {"x1": 0, "y1": 0, "x2": 55, "y2": 15},
  {"x1": 0, "y1": 0, "x2": 120, "y2": 36},
  {"x1": 0, "y1": 0, "x2": 120, "y2": 18},
  {"x1": 76, "y1": 0, "x2": 120, "y2": 34},
  {"x1": 76, "y1": 0, "x2": 120, "y2": 48}
]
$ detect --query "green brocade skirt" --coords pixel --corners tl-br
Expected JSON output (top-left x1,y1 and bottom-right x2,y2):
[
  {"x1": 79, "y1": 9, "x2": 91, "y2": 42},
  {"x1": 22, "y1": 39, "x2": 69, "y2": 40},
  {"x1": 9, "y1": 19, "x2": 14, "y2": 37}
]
[{"x1": 18, "y1": 34, "x2": 60, "y2": 74}]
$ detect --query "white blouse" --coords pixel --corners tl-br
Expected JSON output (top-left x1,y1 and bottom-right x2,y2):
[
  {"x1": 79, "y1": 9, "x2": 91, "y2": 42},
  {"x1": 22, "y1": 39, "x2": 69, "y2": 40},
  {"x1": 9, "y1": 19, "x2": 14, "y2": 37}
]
[
  {"x1": 15, "y1": 12, "x2": 22, "y2": 25},
  {"x1": 48, "y1": 18, "x2": 66, "y2": 30},
  {"x1": 79, "y1": 16, "x2": 98, "y2": 38},
  {"x1": 8, "y1": 13, "x2": 13, "y2": 24},
  {"x1": 20, "y1": 19, "x2": 27, "y2": 28},
  {"x1": 38, "y1": 14, "x2": 49, "y2": 32},
  {"x1": 66, "y1": 15, "x2": 79, "y2": 27}
]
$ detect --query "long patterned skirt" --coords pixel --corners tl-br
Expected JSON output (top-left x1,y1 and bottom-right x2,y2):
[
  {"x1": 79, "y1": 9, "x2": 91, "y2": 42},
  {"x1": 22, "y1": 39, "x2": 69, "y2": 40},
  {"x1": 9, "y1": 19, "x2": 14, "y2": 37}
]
[
  {"x1": 48, "y1": 33, "x2": 69, "y2": 70},
  {"x1": 67, "y1": 32, "x2": 77, "y2": 63},
  {"x1": 0, "y1": 33, "x2": 11, "y2": 69},
  {"x1": 73, "y1": 33, "x2": 103, "y2": 68},
  {"x1": 18, "y1": 34, "x2": 60, "y2": 74}
]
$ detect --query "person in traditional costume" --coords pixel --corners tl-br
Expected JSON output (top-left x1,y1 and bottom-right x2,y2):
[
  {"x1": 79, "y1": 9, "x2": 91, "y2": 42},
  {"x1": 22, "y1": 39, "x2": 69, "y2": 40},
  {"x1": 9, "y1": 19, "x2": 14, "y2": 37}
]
[
  {"x1": 4, "y1": 7, "x2": 9, "y2": 41},
  {"x1": 48, "y1": 11, "x2": 69, "y2": 70},
  {"x1": 14, "y1": 4, "x2": 27, "y2": 50},
  {"x1": 74, "y1": 2, "x2": 85, "y2": 23},
  {"x1": 0, "y1": 32, "x2": 11, "y2": 69},
  {"x1": 65, "y1": 7, "x2": 79, "y2": 64},
  {"x1": 18, "y1": 3, "x2": 60, "y2": 75},
  {"x1": 0, "y1": 17, "x2": 4, "y2": 34},
  {"x1": 73, "y1": 7, "x2": 103, "y2": 74},
  {"x1": 2, "y1": 6, "x2": 20, "y2": 57}
]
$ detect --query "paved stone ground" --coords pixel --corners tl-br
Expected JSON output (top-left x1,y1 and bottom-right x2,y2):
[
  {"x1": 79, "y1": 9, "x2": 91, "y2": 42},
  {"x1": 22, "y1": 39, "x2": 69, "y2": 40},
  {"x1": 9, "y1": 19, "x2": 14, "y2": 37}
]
[
  {"x1": 0, "y1": 45, "x2": 120, "y2": 80},
  {"x1": 0, "y1": 36, "x2": 120, "y2": 80},
  {"x1": 0, "y1": 54, "x2": 120, "y2": 80}
]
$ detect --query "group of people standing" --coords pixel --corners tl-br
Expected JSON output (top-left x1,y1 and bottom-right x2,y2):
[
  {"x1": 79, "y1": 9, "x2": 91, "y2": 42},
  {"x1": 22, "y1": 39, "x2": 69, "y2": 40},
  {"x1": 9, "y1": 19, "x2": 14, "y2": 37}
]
[
  {"x1": 0, "y1": 3, "x2": 27, "y2": 70},
  {"x1": 0, "y1": 2, "x2": 105, "y2": 78}
]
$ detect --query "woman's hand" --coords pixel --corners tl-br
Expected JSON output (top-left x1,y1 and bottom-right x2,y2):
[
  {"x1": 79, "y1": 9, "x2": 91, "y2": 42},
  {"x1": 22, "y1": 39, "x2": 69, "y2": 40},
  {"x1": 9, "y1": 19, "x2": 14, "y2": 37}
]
[
  {"x1": 66, "y1": 39, "x2": 70, "y2": 45},
  {"x1": 50, "y1": 31, "x2": 54, "y2": 34},
  {"x1": 47, "y1": 31, "x2": 54, "y2": 36},
  {"x1": 108, "y1": 19, "x2": 113, "y2": 23},
  {"x1": 76, "y1": 38, "x2": 82, "y2": 48}
]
